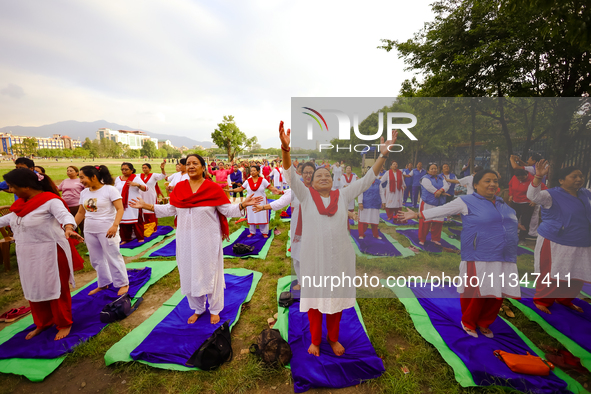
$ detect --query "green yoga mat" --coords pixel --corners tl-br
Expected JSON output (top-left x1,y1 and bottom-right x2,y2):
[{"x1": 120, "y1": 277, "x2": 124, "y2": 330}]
[
  {"x1": 350, "y1": 232, "x2": 414, "y2": 259},
  {"x1": 222, "y1": 227, "x2": 275, "y2": 260},
  {"x1": 382, "y1": 281, "x2": 587, "y2": 393},
  {"x1": 0, "y1": 261, "x2": 177, "y2": 382},
  {"x1": 104, "y1": 268, "x2": 262, "y2": 371},
  {"x1": 120, "y1": 229, "x2": 176, "y2": 257},
  {"x1": 273, "y1": 276, "x2": 370, "y2": 370}
]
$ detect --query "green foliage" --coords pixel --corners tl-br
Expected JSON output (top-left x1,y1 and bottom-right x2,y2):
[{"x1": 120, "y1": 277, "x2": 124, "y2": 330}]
[
  {"x1": 12, "y1": 137, "x2": 38, "y2": 156},
  {"x1": 211, "y1": 115, "x2": 258, "y2": 161},
  {"x1": 140, "y1": 140, "x2": 158, "y2": 158}
]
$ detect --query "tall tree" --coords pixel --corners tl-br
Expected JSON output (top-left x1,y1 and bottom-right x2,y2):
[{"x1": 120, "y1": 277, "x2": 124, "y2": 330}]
[
  {"x1": 211, "y1": 115, "x2": 257, "y2": 161},
  {"x1": 141, "y1": 140, "x2": 158, "y2": 158}
]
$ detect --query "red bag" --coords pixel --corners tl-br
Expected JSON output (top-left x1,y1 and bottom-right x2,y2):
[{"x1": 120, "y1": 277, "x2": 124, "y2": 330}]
[{"x1": 494, "y1": 350, "x2": 554, "y2": 376}]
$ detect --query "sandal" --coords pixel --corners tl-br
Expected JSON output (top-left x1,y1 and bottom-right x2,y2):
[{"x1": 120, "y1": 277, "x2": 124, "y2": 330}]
[
  {"x1": 4, "y1": 306, "x2": 31, "y2": 323},
  {"x1": 0, "y1": 308, "x2": 18, "y2": 322}
]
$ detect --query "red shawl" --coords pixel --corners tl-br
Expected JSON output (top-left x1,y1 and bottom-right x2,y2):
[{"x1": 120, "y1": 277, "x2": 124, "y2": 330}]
[
  {"x1": 10, "y1": 192, "x2": 84, "y2": 271},
  {"x1": 388, "y1": 169, "x2": 403, "y2": 192},
  {"x1": 309, "y1": 188, "x2": 340, "y2": 216},
  {"x1": 275, "y1": 168, "x2": 283, "y2": 183},
  {"x1": 141, "y1": 173, "x2": 162, "y2": 197},
  {"x1": 120, "y1": 174, "x2": 136, "y2": 209},
  {"x1": 343, "y1": 173, "x2": 354, "y2": 184},
  {"x1": 169, "y1": 179, "x2": 231, "y2": 240},
  {"x1": 248, "y1": 177, "x2": 263, "y2": 191}
]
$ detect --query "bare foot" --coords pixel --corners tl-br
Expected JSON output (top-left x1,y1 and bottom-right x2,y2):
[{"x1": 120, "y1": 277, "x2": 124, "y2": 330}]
[
  {"x1": 25, "y1": 326, "x2": 48, "y2": 340},
  {"x1": 328, "y1": 338, "x2": 345, "y2": 356},
  {"x1": 566, "y1": 303, "x2": 584, "y2": 313},
  {"x1": 262, "y1": 234, "x2": 268, "y2": 238},
  {"x1": 432, "y1": 241, "x2": 442, "y2": 246},
  {"x1": 187, "y1": 313, "x2": 200, "y2": 324},
  {"x1": 138, "y1": 240, "x2": 145, "y2": 243},
  {"x1": 293, "y1": 284, "x2": 301, "y2": 290},
  {"x1": 359, "y1": 236, "x2": 364, "y2": 240},
  {"x1": 247, "y1": 234, "x2": 254, "y2": 238},
  {"x1": 120, "y1": 241, "x2": 128, "y2": 245},
  {"x1": 374, "y1": 236, "x2": 382, "y2": 240},
  {"x1": 88, "y1": 285, "x2": 108, "y2": 295},
  {"x1": 419, "y1": 241, "x2": 425, "y2": 246},
  {"x1": 117, "y1": 285, "x2": 129, "y2": 296},
  {"x1": 534, "y1": 302, "x2": 551, "y2": 314},
  {"x1": 210, "y1": 314, "x2": 220, "y2": 324},
  {"x1": 55, "y1": 325, "x2": 72, "y2": 340},
  {"x1": 308, "y1": 343, "x2": 320, "y2": 357}
]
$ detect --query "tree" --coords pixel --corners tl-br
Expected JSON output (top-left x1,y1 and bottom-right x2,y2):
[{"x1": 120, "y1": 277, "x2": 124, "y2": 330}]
[
  {"x1": 141, "y1": 140, "x2": 158, "y2": 158},
  {"x1": 73, "y1": 147, "x2": 89, "y2": 158},
  {"x1": 211, "y1": 115, "x2": 257, "y2": 161},
  {"x1": 83, "y1": 138, "x2": 99, "y2": 158},
  {"x1": 16, "y1": 137, "x2": 38, "y2": 156}
]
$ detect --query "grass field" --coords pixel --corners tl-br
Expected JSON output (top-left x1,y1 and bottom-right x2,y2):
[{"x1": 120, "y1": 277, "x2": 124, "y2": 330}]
[{"x1": 0, "y1": 160, "x2": 589, "y2": 393}]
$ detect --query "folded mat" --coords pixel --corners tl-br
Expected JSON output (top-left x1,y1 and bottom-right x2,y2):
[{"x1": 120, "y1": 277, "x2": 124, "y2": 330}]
[
  {"x1": 380, "y1": 212, "x2": 418, "y2": 226},
  {"x1": 349, "y1": 229, "x2": 413, "y2": 258},
  {"x1": 104, "y1": 268, "x2": 261, "y2": 370},
  {"x1": 280, "y1": 206, "x2": 291, "y2": 221},
  {"x1": 222, "y1": 227, "x2": 275, "y2": 259},
  {"x1": 508, "y1": 287, "x2": 591, "y2": 371},
  {"x1": 446, "y1": 228, "x2": 534, "y2": 256},
  {"x1": 274, "y1": 276, "x2": 384, "y2": 393},
  {"x1": 119, "y1": 226, "x2": 175, "y2": 257},
  {"x1": 395, "y1": 227, "x2": 459, "y2": 253},
  {"x1": 383, "y1": 282, "x2": 586, "y2": 394},
  {"x1": 0, "y1": 260, "x2": 177, "y2": 381}
]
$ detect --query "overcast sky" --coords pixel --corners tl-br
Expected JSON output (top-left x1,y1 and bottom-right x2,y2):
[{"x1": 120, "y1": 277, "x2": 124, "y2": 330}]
[{"x1": 0, "y1": 0, "x2": 434, "y2": 147}]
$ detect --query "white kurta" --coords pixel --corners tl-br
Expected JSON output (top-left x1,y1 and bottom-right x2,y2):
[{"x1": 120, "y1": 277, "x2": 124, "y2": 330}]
[
  {"x1": 269, "y1": 189, "x2": 291, "y2": 211},
  {"x1": 0, "y1": 200, "x2": 76, "y2": 302},
  {"x1": 527, "y1": 183, "x2": 591, "y2": 282},
  {"x1": 423, "y1": 198, "x2": 520, "y2": 298},
  {"x1": 286, "y1": 165, "x2": 377, "y2": 314},
  {"x1": 115, "y1": 176, "x2": 147, "y2": 224},
  {"x1": 141, "y1": 173, "x2": 166, "y2": 206},
  {"x1": 358, "y1": 192, "x2": 380, "y2": 224},
  {"x1": 379, "y1": 172, "x2": 405, "y2": 208},
  {"x1": 244, "y1": 178, "x2": 269, "y2": 225},
  {"x1": 153, "y1": 202, "x2": 243, "y2": 299},
  {"x1": 332, "y1": 165, "x2": 343, "y2": 190},
  {"x1": 420, "y1": 177, "x2": 450, "y2": 223},
  {"x1": 342, "y1": 173, "x2": 358, "y2": 210},
  {"x1": 271, "y1": 168, "x2": 284, "y2": 189}
]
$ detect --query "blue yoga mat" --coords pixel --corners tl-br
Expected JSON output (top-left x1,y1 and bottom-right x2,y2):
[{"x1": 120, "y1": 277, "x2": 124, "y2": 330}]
[
  {"x1": 288, "y1": 303, "x2": 384, "y2": 393},
  {"x1": 149, "y1": 238, "x2": 176, "y2": 257},
  {"x1": 0, "y1": 268, "x2": 151, "y2": 359},
  {"x1": 379, "y1": 212, "x2": 418, "y2": 226},
  {"x1": 350, "y1": 229, "x2": 401, "y2": 257},
  {"x1": 130, "y1": 273, "x2": 253, "y2": 366},
  {"x1": 411, "y1": 285, "x2": 570, "y2": 393},
  {"x1": 396, "y1": 228, "x2": 459, "y2": 253},
  {"x1": 222, "y1": 228, "x2": 270, "y2": 257},
  {"x1": 120, "y1": 226, "x2": 174, "y2": 249}
]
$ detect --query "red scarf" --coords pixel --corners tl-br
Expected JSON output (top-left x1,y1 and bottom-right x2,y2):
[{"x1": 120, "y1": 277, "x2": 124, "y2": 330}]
[
  {"x1": 141, "y1": 173, "x2": 163, "y2": 197},
  {"x1": 10, "y1": 192, "x2": 84, "y2": 271},
  {"x1": 169, "y1": 179, "x2": 231, "y2": 240},
  {"x1": 389, "y1": 169, "x2": 403, "y2": 192},
  {"x1": 343, "y1": 173, "x2": 354, "y2": 184},
  {"x1": 276, "y1": 168, "x2": 283, "y2": 182},
  {"x1": 309, "y1": 188, "x2": 340, "y2": 216},
  {"x1": 120, "y1": 173, "x2": 136, "y2": 209},
  {"x1": 248, "y1": 177, "x2": 263, "y2": 191}
]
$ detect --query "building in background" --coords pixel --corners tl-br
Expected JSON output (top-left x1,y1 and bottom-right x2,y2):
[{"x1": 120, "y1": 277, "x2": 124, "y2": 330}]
[
  {"x1": 158, "y1": 139, "x2": 173, "y2": 149},
  {"x1": 96, "y1": 128, "x2": 158, "y2": 149},
  {"x1": 0, "y1": 132, "x2": 81, "y2": 155}
]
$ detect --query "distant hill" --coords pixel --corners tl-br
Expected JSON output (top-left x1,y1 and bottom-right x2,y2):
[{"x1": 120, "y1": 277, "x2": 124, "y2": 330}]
[{"x1": 0, "y1": 120, "x2": 212, "y2": 149}]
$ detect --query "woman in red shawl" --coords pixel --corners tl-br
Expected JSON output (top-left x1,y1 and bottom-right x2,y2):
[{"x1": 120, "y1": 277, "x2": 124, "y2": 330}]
[
  {"x1": 130, "y1": 154, "x2": 262, "y2": 325},
  {"x1": 379, "y1": 160, "x2": 406, "y2": 222}
]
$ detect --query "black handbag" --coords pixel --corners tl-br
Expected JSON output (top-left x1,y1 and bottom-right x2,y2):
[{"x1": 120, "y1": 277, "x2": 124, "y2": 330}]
[
  {"x1": 233, "y1": 243, "x2": 255, "y2": 255},
  {"x1": 186, "y1": 320, "x2": 233, "y2": 370},
  {"x1": 278, "y1": 291, "x2": 297, "y2": 308},
  {"x1": 100, "y1": 293, "x2": 143, "y2": 323},
  {"x1": 249, "y1": 329, "x2": 292, "y2": 366}
]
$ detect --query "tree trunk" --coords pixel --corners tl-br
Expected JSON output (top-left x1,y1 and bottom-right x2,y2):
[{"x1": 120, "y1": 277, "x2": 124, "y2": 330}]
[{"x1": 470, "y1": 98, "x2": 476, "y2": 173}]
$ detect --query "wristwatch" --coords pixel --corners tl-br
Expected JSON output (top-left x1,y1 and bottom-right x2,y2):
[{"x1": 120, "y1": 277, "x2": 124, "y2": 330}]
[{"x1": 379, "y1": 153, "x2": 387, "y2": 158}]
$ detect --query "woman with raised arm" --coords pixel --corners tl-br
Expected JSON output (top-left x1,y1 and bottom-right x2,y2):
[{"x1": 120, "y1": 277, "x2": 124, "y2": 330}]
[
  {"x1": 130, "y1": 154, "x2": 262, "y2": 325},
  {"x1": 399, "y1": 170, "x2": 520, "y2": 338},
  {"x1": 0, "y1": 169, "x2": 83, "y2": 341},
  {"x1": 527, "y1": 160, "x2": 591, "y2": 314},
  {"x1": 140, "y1": 160, "x2": 167, "y2": 230},
  {"x1": 115, "y1": 162, "x2": 147, "y2": 244},
  {"x1": 280, "y1": 120, "x2": 396, "y2": 357}
]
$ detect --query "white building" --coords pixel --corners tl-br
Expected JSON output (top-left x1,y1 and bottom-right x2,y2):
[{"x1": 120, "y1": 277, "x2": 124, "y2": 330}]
[
  {"x1": 96, "y1": 128, "x2": 158, "y2": 150},
  {"x1": 158, "y1": 139, "x2": 173, "y2": 149}
]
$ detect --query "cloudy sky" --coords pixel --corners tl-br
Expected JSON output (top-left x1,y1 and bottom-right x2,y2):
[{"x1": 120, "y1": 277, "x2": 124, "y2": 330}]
[{"x1": 0, "y1": 0, "x2": 434, "y2": 147}]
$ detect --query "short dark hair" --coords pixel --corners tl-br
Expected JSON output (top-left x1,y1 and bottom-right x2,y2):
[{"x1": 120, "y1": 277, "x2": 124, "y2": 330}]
[
  {"x1": 557, "y1": 166, "x2": 580, "y2": 181},
  {"x1": 180, "y1": 158, "x2": 187, "y2": 165},
  {"x1": 473, "y1": 169, "x2": 498, "y2": 188},
  {"x1": 514, "y1": 169, "x2": 528, "y2": 177},
  {"x1": 301, "y1": 162, "x2": 315, "y2": 174},
  {"x1": 15, "y1": 157, "x2": 35, "y2": 169},
  {"x1": 67, "y1": 165, "x2": 79, "y2": 174},
  {"x1": 143, "y1": 163, "x2": 152, "y2": 170},
  {"x1": 121, "y1": 162, "x2": 136, "y2": 174}
]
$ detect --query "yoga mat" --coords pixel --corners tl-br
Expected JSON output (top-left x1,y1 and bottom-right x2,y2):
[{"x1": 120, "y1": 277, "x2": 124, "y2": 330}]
[
  {"x1": 380, "y1": 212, "x2": 418, "y2": 226},
  {"x1": 0, "y1": 261, "x2": 177, "y2": 382},
  {"x1": 104, "y1": 268, "x2": 262, "y2": 371},
  {"x1": 582, "y1": 283, "x2": 591, "y2": 298},
  {"x1": 222, "y1": 227, "x2": 275, "y2": 259},
  {"x1": 146, "y1": 237, "x2": 176, "y2": 258},
  {"x1": 383, "y1": 282, "x2": 586, "y2": 394},
  {"x1": 274, "y1": 277, "x2": 384, "y2": 393},
  {"x1": 349, "y1": 229, "x2": 413, "y2": 258},
  {"x1": 120, "y1": 226, "x2": 175, "y2": 257},
  {"x1": 509, "y1": 287, "x2": 591, "y2": 371},
  {"x1": 280, "y1": 206, "x2": 292, "y2": 222},
  {"x1": 395, "y1": 227, "x2": 459, "y2": 253}
]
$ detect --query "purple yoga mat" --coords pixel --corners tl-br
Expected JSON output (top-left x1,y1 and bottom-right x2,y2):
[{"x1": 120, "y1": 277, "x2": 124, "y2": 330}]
[
  {"x1": 411, "y1": 285, "x2": 570, "y2": 393},
  {"x1": 350, "y1": 229, "x2": 401, "y2": 257},
  {"x1": 0, "y1": 268, "x2": 151, "y2": 359},
  {"x1": 288, "y1": 304, "x2": 384, "y2": 393},
  {"x1": 583, "y1": 283, "x2": 591, "y2": 297},
  {"x1": 222, "y1": 228, "x2": 271, "y2": 257},
  {"x1": 120, "y1": 226, "x2": 174, "y2": 249},
  {"x1": 149, "y1": 238, "x2": 176, "y2": 257},
  {"x1": 396, "y1": 228, "x2": 459, "y2": 253},
  {"x1": 379, "y1": 212, "x2": 418, "y2": 226}
]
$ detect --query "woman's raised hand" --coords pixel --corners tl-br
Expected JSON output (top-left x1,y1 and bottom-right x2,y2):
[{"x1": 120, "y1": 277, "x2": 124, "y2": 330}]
[
  {"x1": 279, "y1": 121, "x2": 290, "y2": 149},
  {"x1": 129, "y1": 197, "x2": 146, "y2": 209},
  {"x1": 535, "y1": 159, "x2": 549, "y2": 177},
  {"x1": 379, "y1": 131, "x2": 398, "y2": 157},
  {"x1": 252, "y1": 204, "x2": 265, "y2": 213},
  {"x1": 397, "y1": 207, "x2": 418, "y2": 221},
  {"x1": 242, "y1": 194, "x2": 264, "y2": 207}
]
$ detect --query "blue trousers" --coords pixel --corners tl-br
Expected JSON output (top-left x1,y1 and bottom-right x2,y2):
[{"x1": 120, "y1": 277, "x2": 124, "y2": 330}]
[
  {"x1": 412, "y1": 186, "x2": 421, "y2": 207},
  {"x1": 403, "y1": 185, "x2": 412, "y2": 203}
]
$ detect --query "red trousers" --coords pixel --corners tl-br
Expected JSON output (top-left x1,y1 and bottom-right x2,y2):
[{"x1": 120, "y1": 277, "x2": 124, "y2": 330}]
[
  {"x1": 29, "y1": 245, "x2": 73, "y2": 330},
  {"x1": 120, "y1": 219, "x2": 144, "y2": 242},
  {"x1": 533, "y1": 238, "x2": 584, "y2": 307},
  {"x1": 418, "y1": 202, "x2": 443, "y2": 243},
  {"x1": 358, "y1": 222, "x2": 379, "y2": 238},
  {"x1": 308, "y1": 309, "x2": 342, "y2": 346},
  {"x1": 460, "y1": 261, "x2": 503, "y2": 330},
  {"x1": 142, "y1": 212, "x2": 158, "y2": 228},
  {"x1": 385, "y1": 207, "x2": 401, "y2": 221}
]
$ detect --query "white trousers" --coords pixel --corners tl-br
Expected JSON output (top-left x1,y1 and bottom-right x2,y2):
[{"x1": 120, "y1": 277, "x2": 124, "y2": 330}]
[
  {"x1": 85, "y1": 232, "x2": 129, "y2": 288},
  {"x1": 249, "y1": 224, "x2": 269, "y2": 235},
  {"x1": 186, "y1": 289, "x2": 224, "y2": 315},
  {"x1": 292, "y1": 258, "x2": 301, "y2": 284},
  {"x1": 529, "y1": 205, "x2": 541, "y2": 237}
]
